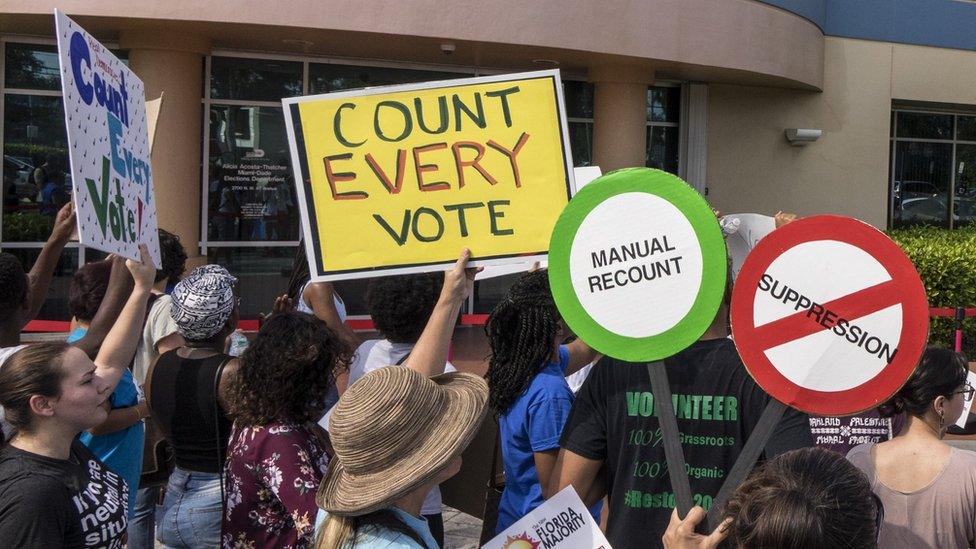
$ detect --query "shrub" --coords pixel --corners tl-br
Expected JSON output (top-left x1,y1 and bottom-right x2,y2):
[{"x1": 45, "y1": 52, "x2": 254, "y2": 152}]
[
  {"x1": 2, "y1": 211, "x2": 54, "y2": 242},
  {"x1": 887, "y1": 225, "x2": 976, "y2": 357}
]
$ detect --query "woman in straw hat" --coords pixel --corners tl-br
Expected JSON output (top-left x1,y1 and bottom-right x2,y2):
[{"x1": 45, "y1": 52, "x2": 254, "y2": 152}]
[{"x1": 314, "y1": 251, "x2": 487, "y2": 549}]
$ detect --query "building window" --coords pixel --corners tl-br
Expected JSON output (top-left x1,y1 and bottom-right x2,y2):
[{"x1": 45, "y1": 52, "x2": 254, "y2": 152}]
[
  {"x1": 307, "y1": 63, "x2": 465, "y2": 94},
  {"x1": 4, "y1": 42, "x2": 61, "y2": 91},
  {"x1": 890, "y1": 109, "x2": 976, "y2": 229},
  {"x1": 210, "y1": 56, "x2": 303, "y2": 102},
  {"x1": 564, "y1": 80, "x2": 594, "y2": 167},
  {"x1": 469, "y1": 79, "x2": 594, "y2": 315},
  {"x1": 646, "y1": 86, "x2": 681, "y2": 174},
  {"x1": 0, "y1": 40, "x2": 127, "y2": 320},
  {"x1": 202, "y1": 56, "x2": 486, "y2": 317}
]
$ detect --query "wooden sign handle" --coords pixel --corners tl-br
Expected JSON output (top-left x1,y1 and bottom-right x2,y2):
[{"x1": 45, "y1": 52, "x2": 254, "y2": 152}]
[
  {"x1": 705, "y1": 399, "x2": 787, "y2": 530},
  {"x1": 647, "y1": 361, "x2": 694, "y2": 517}
]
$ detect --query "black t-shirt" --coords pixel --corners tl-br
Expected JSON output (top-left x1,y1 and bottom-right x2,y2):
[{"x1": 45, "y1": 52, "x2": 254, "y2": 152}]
[
  {"x1": 0, "y1": 439, "x2": 128, "y2": 548},
  {"x1": 560, "y1": 338, "x2": 812, "y2": 549}
]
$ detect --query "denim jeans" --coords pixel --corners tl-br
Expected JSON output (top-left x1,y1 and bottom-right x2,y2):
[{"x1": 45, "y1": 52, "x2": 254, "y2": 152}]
[
  {"x1": 157, "y1": 467, "x2": 222, "y2": 548},
  {"x1": 128, "y1": 486, "x2": 160, "y2": 549}
]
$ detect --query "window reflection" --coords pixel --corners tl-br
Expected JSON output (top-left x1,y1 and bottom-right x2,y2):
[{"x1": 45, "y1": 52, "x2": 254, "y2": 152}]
[
  {"x1": 210, "y1": 57, "x2": 303, "y2": 101},
  {"x1": 569, "y1": 122, "x2": 593, "y2": 167},
  {"x1": 564, "y1": 81, "x2": 594, "y2": 119},
  {"x1": 308, "y1": 64, "x2": 465, "y2": 94},
  {"x1": 3, "y1": 95, "x2": 72, "y2": 241},
  {"x1": 891, "y1": 141, "x2": 952, "y2": 228},
  {"x1": 955, "y1": 144, "x2": 976, "y2": 227},
  {"x1": 896, "y1": 112, "x2": 953, "y2": 140},
  {"x1": 207, "y1": 247, "x2": 295, "y2": 318},
  {"x1": 207, "y1": 106, "x2": 297, "y2": 241},
  {"x1": 646, "y1": 126, "x2": 680, "y2": 175},
  {"x1": 4, "y1": 43, "x2": 61, "y2": 91},
  {"x1": 647, "y1": 87, "x2": 680, "y2": 123},
  {"x1": 957, "y1": 116, "x2": 976, "y2": 142}
]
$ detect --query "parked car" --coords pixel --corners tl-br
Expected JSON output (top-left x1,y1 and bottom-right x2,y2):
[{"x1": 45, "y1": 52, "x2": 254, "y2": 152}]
[{"x1": 3, "y1": 155, "x2": 38, "y2": 202}]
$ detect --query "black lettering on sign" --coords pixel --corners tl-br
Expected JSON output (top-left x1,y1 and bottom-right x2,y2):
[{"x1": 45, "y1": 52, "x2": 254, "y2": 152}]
[
  {"x1": 372, "y1": 201, "x2": 517, "y2": 245},
  {"x1": 757, "y1": 274, "x2": 899, "y2": 363}
]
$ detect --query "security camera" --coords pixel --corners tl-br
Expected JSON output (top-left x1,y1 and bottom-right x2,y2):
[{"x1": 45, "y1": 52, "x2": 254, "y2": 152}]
[
  {"x1": 785, "y1": 128, "x2": 823, "y2": 146},
  {"x1": 440, "y1": 43, "x2": 456, "y2": 55}
]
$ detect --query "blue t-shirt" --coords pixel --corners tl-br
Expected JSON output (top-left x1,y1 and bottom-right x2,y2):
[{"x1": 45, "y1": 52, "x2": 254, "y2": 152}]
[
  {"x1": 66, "y1": 327, "x2": 87, "y2": 344},
  {"x1": 73, "y1": 326, "x2": 144, "y2": 517},
  {"x1": 495, "y1": 345, "x2": 601, "y2": 533}
]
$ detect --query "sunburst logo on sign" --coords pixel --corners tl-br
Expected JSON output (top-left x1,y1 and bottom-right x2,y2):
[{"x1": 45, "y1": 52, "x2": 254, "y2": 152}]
[{"x1": 502, "y1": 532, "x2": 540, "y2": 549}]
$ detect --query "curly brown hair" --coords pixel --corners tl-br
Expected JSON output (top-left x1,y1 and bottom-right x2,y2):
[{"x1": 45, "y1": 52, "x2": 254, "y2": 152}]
[{"x1": 228, "y1": 312, "x2": 352, "y2": 426}]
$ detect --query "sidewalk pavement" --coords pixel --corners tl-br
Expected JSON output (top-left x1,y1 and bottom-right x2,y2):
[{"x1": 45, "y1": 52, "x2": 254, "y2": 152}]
[{"x1": 444, "y1": 505, "x2": 483, "y2": 548}]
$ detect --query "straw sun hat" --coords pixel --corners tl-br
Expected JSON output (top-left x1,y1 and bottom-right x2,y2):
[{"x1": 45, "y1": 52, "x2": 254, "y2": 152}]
[{"x1": 317, "y1": 366, "x2": 489, "y2": 515}]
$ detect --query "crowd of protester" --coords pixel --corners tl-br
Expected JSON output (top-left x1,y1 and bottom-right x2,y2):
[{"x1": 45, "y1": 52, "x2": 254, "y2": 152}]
[{"x1": 0, "y1": 202, "x2": 974, "y2": 549}]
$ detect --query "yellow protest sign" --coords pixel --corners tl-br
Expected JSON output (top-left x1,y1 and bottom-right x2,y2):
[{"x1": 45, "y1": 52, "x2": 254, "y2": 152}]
[{"x1": 283, "y1": 70, "x2": 574, "y2": 281}]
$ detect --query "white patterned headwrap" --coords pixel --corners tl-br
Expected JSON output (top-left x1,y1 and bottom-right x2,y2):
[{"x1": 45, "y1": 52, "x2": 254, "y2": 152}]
[{"x1": 170, "y1": 265, "x2": 237, "y2": 341}]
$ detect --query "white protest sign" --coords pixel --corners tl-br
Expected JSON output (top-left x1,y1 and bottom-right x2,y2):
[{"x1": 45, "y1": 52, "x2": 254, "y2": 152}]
[
  {"x1": 574, "y1": 166, "x2": 603, "y2": 191},
  {"x1": 731, "y1": 215, "x2": 928, "y2": 415},
  {"x1": 957, "y1": 369, "x2": 976, "y2": 428},
  {"x1": 723, "y1": 213, "x2": 776, "y2": 281},
  {"x1": 477, "y1": 166, "x2": 602, "y2": 280},
  {"x1": 55, "y1": 11, "x2": 161, "y2": 266},
  {"x1": 548, "y1": 168, "x2": 727, "y2": 362},
  {"x1": 146, "y1": 93, "x2": 164, "y2": 152},
  {"x1": 482, "y1": 486, "x2": 611, "y2": 549}
]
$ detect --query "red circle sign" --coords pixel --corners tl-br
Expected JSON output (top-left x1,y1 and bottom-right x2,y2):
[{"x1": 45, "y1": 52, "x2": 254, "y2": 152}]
[{"x1": 730, "y1": 215, "x2": 928, "y2": 416}]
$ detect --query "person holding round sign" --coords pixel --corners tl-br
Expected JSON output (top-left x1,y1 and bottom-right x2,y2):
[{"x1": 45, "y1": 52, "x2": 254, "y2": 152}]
[
  {"x1": 847, "y1": 347, "x2": 976, "y2": 549},
  {"x1": 485, "y1": 270, "x2": 602, "y2": 533},
  {"x1": 548, "y1": 168, "x2": 812, "y2": 549},
  {"x1": 662, "y1": 447, "x2": 881, "y2": 549}
]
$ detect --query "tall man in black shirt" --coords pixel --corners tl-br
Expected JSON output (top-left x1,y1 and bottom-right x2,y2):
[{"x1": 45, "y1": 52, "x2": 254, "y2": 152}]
[{"x1": 549, "y1": 296, "x2": 813, "y2": 549}]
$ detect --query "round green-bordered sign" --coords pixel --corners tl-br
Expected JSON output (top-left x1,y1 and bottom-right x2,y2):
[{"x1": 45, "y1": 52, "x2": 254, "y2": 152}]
[{"x1": 548, "y1": 168, "x2": 727, "y2": 362}]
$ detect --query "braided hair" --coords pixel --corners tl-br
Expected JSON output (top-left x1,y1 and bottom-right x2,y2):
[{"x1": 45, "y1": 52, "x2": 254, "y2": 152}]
[
  {"x1": 286, "y1": 241, "x2": 311, "y2": 302},
  {"x1": 485, "y1": 270, "x2": 560, "y2": 415}
]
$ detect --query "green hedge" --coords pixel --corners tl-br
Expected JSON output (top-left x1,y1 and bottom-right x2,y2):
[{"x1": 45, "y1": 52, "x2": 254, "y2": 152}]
[
  {"x1": 3, "y1": 144, "x2": 65, "y2": 164},
  {"x1": 2, "y1": 211, "x2": 54, "y2": 242},
  {"x1": 887, "y1": 225, "x2": 976, "y2": 356}
]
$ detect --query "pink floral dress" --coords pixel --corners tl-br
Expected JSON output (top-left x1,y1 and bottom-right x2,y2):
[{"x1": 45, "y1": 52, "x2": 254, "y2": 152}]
[{"x1": 222, "y1": 422, "x2": 329, "y2": 549}]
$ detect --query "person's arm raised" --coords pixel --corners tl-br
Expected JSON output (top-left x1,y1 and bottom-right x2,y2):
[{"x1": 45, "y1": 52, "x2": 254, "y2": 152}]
[
  {"x1": 72, "y1": 255, "x2": 133, "y2": 359},
  {"x1": 93, "y1": 245, "x2": 156, "y2": 389},
  {"x1": 22, "y1": 202, "x2": 75, "y2": 326},
  {"x1": 403, "y1": 249, "x2": 480, "y2": 378},
  {"x1": 304, "y1": 282, "x2": 360, "y2": 348}
]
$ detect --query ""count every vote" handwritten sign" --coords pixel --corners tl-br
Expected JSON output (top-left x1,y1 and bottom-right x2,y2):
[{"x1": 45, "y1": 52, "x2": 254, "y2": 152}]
[{"x1": 283, "y1": 70, "x2": 574, "y2": 281}]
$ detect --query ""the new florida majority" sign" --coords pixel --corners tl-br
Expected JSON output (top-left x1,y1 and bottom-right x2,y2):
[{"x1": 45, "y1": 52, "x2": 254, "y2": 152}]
[
  {"x1": 483, "y1": 486, "x2": 611, "y2": 549},
  {"x1": 283, "y1": 70, "x2": 574, "y2": 281},
  {"x1": 55, "y1": 10, "x2": 161, "y2": 266}
]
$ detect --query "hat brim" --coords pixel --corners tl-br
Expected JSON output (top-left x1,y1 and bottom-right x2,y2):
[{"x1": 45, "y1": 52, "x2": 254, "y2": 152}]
[{"x1": 316, "y1": 371, "x2": 489, "y2": 515}]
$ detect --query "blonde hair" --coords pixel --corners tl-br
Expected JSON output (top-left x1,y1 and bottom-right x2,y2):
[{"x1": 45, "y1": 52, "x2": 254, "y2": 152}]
[
  {"x1": 313, "y1": 510, "x2": 427, "y2": 548},
  {"x1": 315, "y1": 515, "x2": 355, "y2": 549}
]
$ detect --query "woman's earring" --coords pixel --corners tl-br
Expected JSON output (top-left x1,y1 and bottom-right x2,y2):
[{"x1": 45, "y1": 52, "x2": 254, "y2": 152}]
[{"x1": 939, "y1": 409, "x2": 946, "y2": 438}]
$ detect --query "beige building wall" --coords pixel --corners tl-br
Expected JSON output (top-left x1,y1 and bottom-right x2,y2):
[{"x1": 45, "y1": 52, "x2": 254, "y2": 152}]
[{"x1": 708, "y1": 37, "x2": 976, "y2": 229}]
